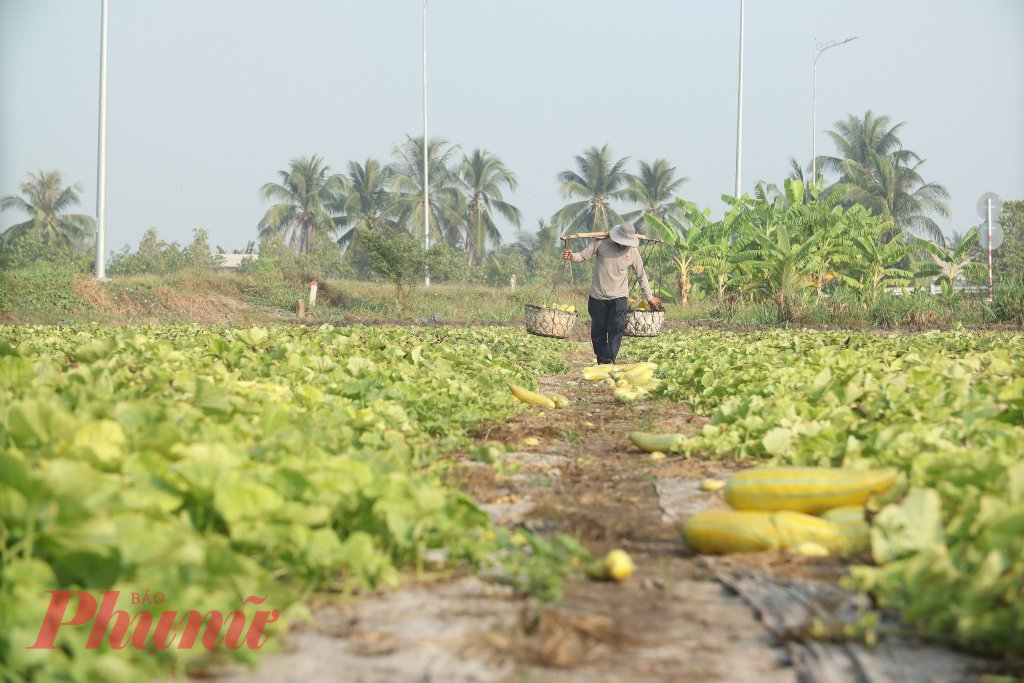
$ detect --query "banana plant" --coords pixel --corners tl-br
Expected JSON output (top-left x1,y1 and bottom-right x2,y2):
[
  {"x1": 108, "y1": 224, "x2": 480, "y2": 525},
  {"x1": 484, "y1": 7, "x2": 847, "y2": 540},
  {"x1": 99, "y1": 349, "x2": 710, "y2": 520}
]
[
  {"x1": 835, "y1": 211, "x2": 913, "y2": 303},
  {"x1": 643, "y1": 200, "x2": 718, "y2": 305},
  {"x1": 792, "y1": 189, "x2": 853, "y2": 299},
  {"x1": 732, "y1": 201, "x2": 827, "y2": 321},
  {"x1": 698, "y1": 199, "x2": 747, "y2": 301},
  {"x1": 914, "y1": 226, "x2": 987, "y2": 298}
]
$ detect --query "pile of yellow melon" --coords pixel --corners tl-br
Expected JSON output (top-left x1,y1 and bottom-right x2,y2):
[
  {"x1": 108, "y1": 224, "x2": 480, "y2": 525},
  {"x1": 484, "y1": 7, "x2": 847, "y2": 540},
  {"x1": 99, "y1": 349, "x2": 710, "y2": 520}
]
[
  {"x1": 627, "y1": 297, "x2": 652, "y2": 312},
  {"x1": 508, "y1": 384, "x2": 570, "y2": 409},
  {"x1": 682, "y1": 466, "x2": 899, "y2": 556},
  {"x1": 581, "y1": 361, "x2": 660, "y2": 402}
]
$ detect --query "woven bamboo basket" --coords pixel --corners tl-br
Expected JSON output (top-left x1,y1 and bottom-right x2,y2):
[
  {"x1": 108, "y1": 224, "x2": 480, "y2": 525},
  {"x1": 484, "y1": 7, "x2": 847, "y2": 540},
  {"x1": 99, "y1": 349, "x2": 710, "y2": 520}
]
[
  {"x1": 524, "y1": 304, "x2": 578, "y2": 339},
  {"x1": 624, "y1": 309, "x2": 665, "y2": 337}
]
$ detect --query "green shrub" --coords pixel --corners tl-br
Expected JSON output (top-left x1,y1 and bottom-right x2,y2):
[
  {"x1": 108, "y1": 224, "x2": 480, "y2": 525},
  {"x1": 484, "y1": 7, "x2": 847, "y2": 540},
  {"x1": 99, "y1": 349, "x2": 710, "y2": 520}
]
[
  {"x1": 0, "y1": 225, "x2": 87, "y2": 272},
  {"x1": 819, "y1": 287, "x2": 866, "y2": 327},
  {"x1": 868, "y1": 292, "x2": 924, "y2": 328},
  {"x1": 992, "y1": 274, "x2": 1024, "y2": 325},
  {"x1": 294, "y1": 232, "x2": 345, "y2": 280},
  {"x1": 0, "y1": 261, "x2": 88, "y2": 318},
  {"x1": 359, "y1": 228, "x2": 430, "y2": 306},
  {"x1": 108, "y1": 228, "x2": 186, "y2": 275},
  {"x1": 865, "y1": 290, "x2": 994, "y2": 329},
  {"x1": 236, "y1": 253, "x2": 276, "y2": 277},
  {"x1": 751, "y1": 301, "x2": 785, "y2": 325},
  {"x1": 480, "y1": 245, "x2": 528, "y2": 287},
  {"x1": 937, "y1": 294, "x2": 994, "y2": 327},
  {"x1": 237, "y1": 273, "x2": 307, "y2": 312}
]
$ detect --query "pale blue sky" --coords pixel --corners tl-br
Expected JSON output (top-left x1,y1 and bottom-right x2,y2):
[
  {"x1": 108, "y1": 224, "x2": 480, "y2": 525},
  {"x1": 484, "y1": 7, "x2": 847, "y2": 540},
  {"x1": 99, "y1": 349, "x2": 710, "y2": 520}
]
[{"x1": 2, "y1": 0, "x2": 1022, "y2": 255}]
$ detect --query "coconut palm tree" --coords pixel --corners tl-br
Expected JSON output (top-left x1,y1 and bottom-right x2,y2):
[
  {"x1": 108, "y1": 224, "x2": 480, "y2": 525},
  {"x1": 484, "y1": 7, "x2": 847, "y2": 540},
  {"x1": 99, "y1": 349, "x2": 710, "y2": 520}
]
[
  {"x1": 258, "y1": 155, "x2": 343, "y2": 253},
  {"x1": 819, "y1": 111, "x2": 950, "y2": 243},
  {"x1": 819, "y1": 111, "x2": 905, "y2": 173},
  {"x1": 515, "y1": 219, "x2": 560, "y2": 256},
  {"x1": 390, "y1": 135, "x2": 464, "y2": 248},
  {"x1": 552, "y1": 145, "x2": 632, "y2": 235},
  {"x1": 834, "y1": 152, "x2": 950, "y2": 244},
  {"x1": 514, "y1": 219, "x2": 563, "y2": 278},
  {"x1": 623, "y1": 159, "x2": 689, "y2": 233},
  {"x1": 0, "y1": 170, "x2": 94, "y2": 251},
  {"x1": 332, "y1": 158, "x2": 399, "y2": 251},
  {"x1": 458, "y1": 149, "x2": 521, "y2": 266}
]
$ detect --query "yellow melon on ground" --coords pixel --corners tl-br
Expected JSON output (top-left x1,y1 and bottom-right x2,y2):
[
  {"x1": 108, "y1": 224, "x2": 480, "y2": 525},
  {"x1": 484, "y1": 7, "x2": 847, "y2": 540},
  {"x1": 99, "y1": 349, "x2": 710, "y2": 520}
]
[
  {"x1": 683, "y1": 510, "x2": 780, "y2": 554},
  {"x1": 603, "y1": 549, "x2": 635, "y2": 581},
  {"x1": 724, "y1": 466, "x2": 899, "y2": 514}
]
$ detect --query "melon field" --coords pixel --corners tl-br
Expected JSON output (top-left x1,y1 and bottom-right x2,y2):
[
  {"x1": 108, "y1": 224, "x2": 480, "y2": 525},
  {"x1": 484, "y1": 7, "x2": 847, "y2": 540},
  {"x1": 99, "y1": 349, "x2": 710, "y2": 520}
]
[{"x1": 1, "y1": 323, "x2": 1022, "y2": 682}]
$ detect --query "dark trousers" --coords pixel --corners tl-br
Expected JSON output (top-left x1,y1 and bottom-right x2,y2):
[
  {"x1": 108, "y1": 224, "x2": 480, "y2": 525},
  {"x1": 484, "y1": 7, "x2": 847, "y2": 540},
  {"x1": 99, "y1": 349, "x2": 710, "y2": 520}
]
[{"x1": 588, "y1": 296, "x2": 628, "y2": 364}]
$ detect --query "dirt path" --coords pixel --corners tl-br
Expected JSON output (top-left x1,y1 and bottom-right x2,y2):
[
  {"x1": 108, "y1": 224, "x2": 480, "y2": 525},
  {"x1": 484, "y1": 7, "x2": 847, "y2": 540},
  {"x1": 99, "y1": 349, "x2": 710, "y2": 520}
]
[
  {"x1": 447, "y1": 344, "x2": 797, "y2": 683},
  {"x1": 200, "y1": 341, "x2": 991, "y2": 683}
]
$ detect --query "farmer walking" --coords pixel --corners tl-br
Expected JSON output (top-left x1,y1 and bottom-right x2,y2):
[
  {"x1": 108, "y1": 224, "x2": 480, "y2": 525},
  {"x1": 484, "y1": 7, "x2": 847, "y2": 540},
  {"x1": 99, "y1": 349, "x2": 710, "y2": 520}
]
[{"x1": 564, "y1": 222, "x2": 661, "y2": 365}]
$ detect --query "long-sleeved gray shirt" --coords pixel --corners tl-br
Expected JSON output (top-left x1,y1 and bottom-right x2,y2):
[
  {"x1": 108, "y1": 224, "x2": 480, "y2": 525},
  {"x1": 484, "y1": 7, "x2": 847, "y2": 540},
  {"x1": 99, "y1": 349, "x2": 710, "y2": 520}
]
[{"x1": 571, "y1": 238, "x2": 653, "y2": 301}]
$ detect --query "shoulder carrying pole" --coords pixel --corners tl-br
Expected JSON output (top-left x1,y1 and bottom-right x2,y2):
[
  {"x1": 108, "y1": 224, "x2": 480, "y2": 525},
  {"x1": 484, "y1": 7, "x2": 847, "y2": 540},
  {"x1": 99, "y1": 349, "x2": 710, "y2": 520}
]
[{"x1": 560, "y1": 236, "x2": 574, "y2": 287}]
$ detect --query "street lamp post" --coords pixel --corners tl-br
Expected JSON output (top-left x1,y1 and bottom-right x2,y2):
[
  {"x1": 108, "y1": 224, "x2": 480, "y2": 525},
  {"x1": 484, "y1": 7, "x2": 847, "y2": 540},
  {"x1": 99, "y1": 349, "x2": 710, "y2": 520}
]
[
  {"x1": 94, "y1": 0, "x2": 109, "y2": 280},
  {"x1": 811, "y1": 36, "x2": 857, "y2": 183},
  {"x1": 734, "y1": 0, "x2": 744, "y2": 198},
  {"x1": 422, "y1": 0, "x2": 430, "y2": 287}
]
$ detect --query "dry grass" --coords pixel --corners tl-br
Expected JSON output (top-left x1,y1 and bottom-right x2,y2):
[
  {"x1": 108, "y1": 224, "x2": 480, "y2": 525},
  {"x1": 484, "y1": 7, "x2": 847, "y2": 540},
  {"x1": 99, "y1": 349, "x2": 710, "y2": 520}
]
[
  {"x1": 155, "y1": 286, "x2": 252, "y2": 323},
  {"x1": 70, "y1": 276, "x2": 113, "y2": 310}
]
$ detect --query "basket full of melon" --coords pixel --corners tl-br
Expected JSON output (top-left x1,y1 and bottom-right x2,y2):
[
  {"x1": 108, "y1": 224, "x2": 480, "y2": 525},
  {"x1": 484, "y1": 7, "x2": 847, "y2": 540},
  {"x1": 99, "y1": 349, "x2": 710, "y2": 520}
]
[{"x1": 524, "y1": 302, "x2": 578, "y2": 339}]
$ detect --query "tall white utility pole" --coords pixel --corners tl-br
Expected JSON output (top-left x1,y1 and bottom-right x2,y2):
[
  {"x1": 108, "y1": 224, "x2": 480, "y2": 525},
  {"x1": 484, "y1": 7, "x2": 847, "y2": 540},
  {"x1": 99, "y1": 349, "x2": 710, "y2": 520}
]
[
  {"x1": 987, "y1": 197, "x2": 994, "y2": 298},
  {"x1": 734, "y1": 0, "x2": 744, "y2": 198},
  {"x1": 422, "y1": 0, "x2": 430, "y2": 287},
  {"x1": 811, "y1": 36, "x2": 857, "y2": 183},
  {"x1": 95, "y1": 0, "x2": 109, "y2": 280}
]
